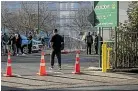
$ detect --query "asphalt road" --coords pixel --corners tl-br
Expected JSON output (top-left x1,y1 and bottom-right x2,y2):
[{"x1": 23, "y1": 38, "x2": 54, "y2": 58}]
[
  {"x1": 2, "y1": 84, "x2": 138, "y2": 91},
  {"x1": 1, "y1": 52, "x2": 99, "y2": 76},
  {"x1": 1, "y1": 52, "x2": 138, "y2": 91}
]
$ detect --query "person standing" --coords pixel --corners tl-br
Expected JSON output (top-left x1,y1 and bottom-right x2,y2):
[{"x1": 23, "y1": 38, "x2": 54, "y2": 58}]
[
  {"x1": 28, "y1": 34, "x2": 33, "y2": 54},
  {"x1": 85, "y1": 32, "x2": 93, "y2": 55},
  {"x1": 10, "y1": 33, "x2": 16, "y2": 56},
  {"x1": 2, "y1": 33, "x2": 9, "y2": 55},
  {"x1": 94, "y1": 35, "x2": 98, "y2": 54},
  {"x1": 1, "y1": 34, "x2": 4, "y2": 55},
  {"x1": 50, "y1": 29, "x2": 64, "y2": 70},
  {"x1": 8, "y1": 34, "x2": 13, "y2": 53},
  {"x1": 94, "y1": 34, "x2": 103, "y2": 54},
  {"x1": 15, "y1": 34, "x2": 24, "y2": 56},
  {"x1": 41, "y1": 37, "x2": 45, "y2": 49}
]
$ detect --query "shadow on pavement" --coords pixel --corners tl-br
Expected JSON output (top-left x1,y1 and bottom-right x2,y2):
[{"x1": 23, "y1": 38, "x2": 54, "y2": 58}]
[
  {"x1": 2, "y1": 86, "x2": 27, "y2": 91},
  {"x1": 2, "y1": 80, "x2": 39, "y2": 86},
  {"x1": 11, "y1": 76, "x2": 76, "y2": 85},
  {"x1": 82, "y1": 73, "x2": 134, "y2": 80},
  {"x1": 50, "y1": 75, "x2": 109, "y2": 83},
  {"x1": 2, "y1": 84, "x2": 138, "y2": 91}
]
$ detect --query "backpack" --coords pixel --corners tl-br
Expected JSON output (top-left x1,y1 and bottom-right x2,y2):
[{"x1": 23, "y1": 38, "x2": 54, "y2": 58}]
[{"x1": 87, "y1": 35, "x2": 93, "y2": 43}]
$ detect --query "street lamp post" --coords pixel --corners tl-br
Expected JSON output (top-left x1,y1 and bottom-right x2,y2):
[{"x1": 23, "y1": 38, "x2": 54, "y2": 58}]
[{"x1": 38, "y1": 1, "x2": 40, "y2": 34}]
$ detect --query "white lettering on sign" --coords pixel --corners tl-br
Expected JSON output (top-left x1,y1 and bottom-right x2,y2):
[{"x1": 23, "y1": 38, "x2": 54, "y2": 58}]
[
  {"x1": 99, "y1": 22, "x2": 114, "y2": 26},
  {"x1": 95, "y1": 5, "x2": 110, "y2": 10}
]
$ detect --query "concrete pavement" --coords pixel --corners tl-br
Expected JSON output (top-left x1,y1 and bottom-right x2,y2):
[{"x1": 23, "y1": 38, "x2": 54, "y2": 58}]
[
  {"x1": 1, "y1": 53, "x2": 138, "y2": 91},
  {"x1": 2, "y1": 69, "x2": 138, "y2": 91}
]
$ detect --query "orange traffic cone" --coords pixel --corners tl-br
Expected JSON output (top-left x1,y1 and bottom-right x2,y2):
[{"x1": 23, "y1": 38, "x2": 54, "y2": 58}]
[
  {"x1": 4, "y1": 52, "x2": 13, "y2": 77},
  {"x1": 37, "y1": 51, "x2": 47, "y2": 76},
  {"x1": 72, "y1": 51, "x2": 81, "y2": 74}
]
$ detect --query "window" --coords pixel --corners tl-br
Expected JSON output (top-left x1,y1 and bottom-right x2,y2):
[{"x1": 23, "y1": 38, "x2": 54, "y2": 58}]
[
  {"x1": 60, "y1": 3, "x2": 67, "y2": 10},
  {"x1": 48, "y1": 3, "x2": 57, "y2": 10}
]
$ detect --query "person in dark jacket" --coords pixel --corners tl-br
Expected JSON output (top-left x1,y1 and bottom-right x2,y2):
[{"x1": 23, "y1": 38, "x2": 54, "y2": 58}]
[
  {"x1": 2, "y1": 33, "x2": 9, "y2": 54},
  {"x1": 15, "y1": 34, "x2": 24, "y2": 56},
  {"x1": 28, "y1": 34, "x2": 33, "y2": 54},
  {"x1": 10, "y1": 34, "x2": 16, "y2": 56},
  {"x1": 50, "y1": 29, "x2": 64, "y2": 70},
  {"x1": 85, "y1": 32, "x2": 93, "y2": 55},
  {"x1": 9, "y1": 33, "x2": 16, "y2": 56}
]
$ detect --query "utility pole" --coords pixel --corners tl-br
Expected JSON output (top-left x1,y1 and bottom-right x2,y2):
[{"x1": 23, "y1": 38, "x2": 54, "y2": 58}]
[{"x1": 38, "y1": 1, "x2": 40, "y2": 34}]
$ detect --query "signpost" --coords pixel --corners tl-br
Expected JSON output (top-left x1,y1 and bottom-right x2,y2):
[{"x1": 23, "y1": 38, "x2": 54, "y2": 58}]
[{"x1": 94, "y1": 1, "x2": 119, "y2": 67}]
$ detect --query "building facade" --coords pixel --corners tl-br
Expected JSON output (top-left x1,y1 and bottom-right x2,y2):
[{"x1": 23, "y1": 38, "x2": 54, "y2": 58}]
[{"x1": 1, "y1": 1, "x2": 92, "y2": 38}]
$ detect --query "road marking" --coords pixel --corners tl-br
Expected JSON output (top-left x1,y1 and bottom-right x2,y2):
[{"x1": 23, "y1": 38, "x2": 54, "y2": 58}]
[
  {"x1": 13, "y1": 73, "x2": 22, "y2": 77},
  {"x1": 1, "y1": 72, "x2": 22, "y2": 77}
]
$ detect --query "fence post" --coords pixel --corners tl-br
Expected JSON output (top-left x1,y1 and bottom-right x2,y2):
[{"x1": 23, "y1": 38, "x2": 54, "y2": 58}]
[
  {"x1": 99, "y1": 27, "x2": 102, "y2": 67},
  {"x1": 114, "y1": 27, "x2": 117, "y2": 68}
]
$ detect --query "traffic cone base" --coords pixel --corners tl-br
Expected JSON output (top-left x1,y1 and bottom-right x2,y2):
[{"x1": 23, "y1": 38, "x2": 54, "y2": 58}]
[
  {"x1": 72, "y1": 71, "x2": 80, "y2": 74},
  {"x1": 37, "y1": 72, "x2": 47, "y2": 76},
  {"x1": 37, "y1": 51, "x2": 47, "y2": 76},
  {"x1": 3, "y1": 74, "x2": 15, "y2": 77}
]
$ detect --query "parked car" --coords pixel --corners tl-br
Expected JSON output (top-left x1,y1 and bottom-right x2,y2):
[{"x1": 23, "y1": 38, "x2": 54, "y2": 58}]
[
  {"x1": 21, "y1": 35, "x2": 43, "y2": 54},
  {"x1": 32, "y1": 39, "x2": 43, "y2": 51}
]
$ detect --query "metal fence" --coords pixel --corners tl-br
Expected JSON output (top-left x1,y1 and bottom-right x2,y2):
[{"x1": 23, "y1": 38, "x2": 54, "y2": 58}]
[
  {"x1": 115, "y1": 31, "x2": 138, "y2": 68},
  {"x1": 102, "y1": 31, "x2": 138, "y2": 70},
  {"x1": 109, "y1": 31, "x2": 138, "y2": 69}
]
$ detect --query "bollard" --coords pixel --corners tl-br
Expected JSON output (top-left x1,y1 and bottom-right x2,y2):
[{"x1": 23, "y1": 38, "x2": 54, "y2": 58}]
[
  {"x1": 107, "y1": 48, "x2": 112, "y2": 69},
  {"x1": 102, "y1": 44, "x2": 107, "y2": 72}
]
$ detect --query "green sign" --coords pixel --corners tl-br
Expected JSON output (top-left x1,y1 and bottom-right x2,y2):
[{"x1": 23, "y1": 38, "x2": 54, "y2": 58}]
[{"x1": 94, "y1": 1, "x2": 119, "y2": 27}]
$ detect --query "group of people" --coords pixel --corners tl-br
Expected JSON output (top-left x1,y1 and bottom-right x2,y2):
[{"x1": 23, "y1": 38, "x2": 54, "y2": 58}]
[
  {"x1": 85, "y1": 32, "x2": 103, "y2": 55},
  {"x1": 49, "y1": 30, "x2": 104, "y2": 70},
  {"x1": 1, "y1": 30, "x2": 103, "y2": 70},
  {"x1": 1, "y1": 32, "x2": 33, "y2": 56}
]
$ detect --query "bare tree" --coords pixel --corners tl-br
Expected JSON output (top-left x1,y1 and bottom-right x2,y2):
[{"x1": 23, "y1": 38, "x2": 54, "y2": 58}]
[
  {"x1": 1, "y1": 1, "x2": 58, "y2": 35},
  {"x1": 66, "y1": 8, "x2": 91, "y2": 33}
]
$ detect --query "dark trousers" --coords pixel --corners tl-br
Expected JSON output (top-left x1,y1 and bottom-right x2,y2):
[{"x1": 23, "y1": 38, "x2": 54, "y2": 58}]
[
  {"x1": 95, "y1": 45, "x2": 98, "y2": 54},
  {"x1": 16, "y1": 44, "x2": 23, "y2": 54},
  {"x1": 95, "y1": 45, "x2": 102, "y2": 55},
  {"x1": 51, "y1": 50, "x2": 61, "y2": 67},
  {"x1": 87, "y1": 43, "x2": 92, "y2": 54},
  {"x1": 28, "y1": 45, "x2": 32, "y2": 54},
  {"x1": 12, "y1": 44, "x2": 16, "y2": 55}
]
